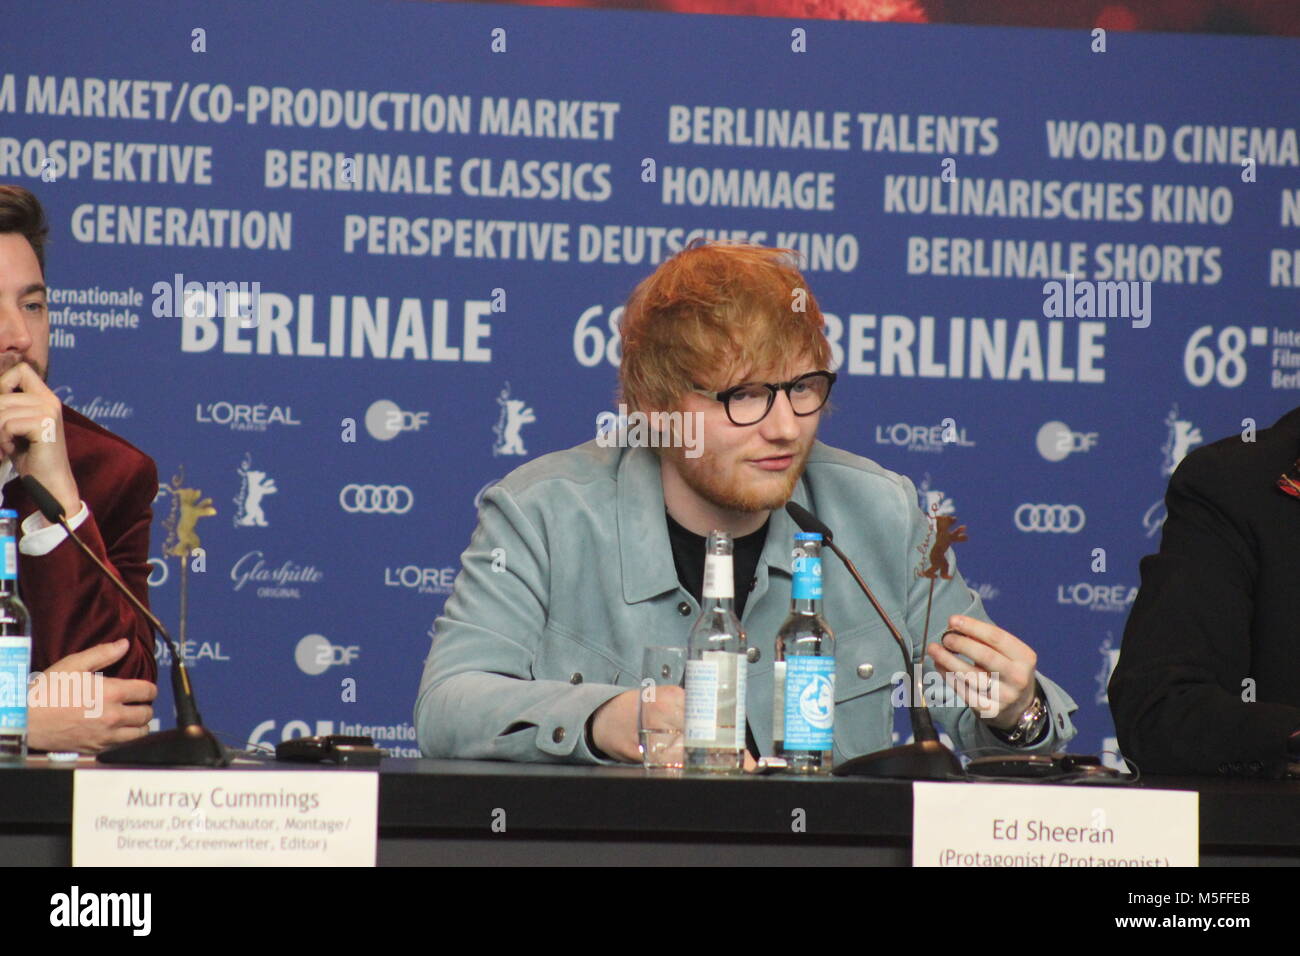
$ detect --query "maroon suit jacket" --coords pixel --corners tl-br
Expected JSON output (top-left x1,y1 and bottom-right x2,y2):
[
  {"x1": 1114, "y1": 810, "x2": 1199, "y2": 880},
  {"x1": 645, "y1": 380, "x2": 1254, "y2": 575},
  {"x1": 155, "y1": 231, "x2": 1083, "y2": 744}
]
[{"x1": 4, "y1": 406, "x2": 158, "y2": 681}]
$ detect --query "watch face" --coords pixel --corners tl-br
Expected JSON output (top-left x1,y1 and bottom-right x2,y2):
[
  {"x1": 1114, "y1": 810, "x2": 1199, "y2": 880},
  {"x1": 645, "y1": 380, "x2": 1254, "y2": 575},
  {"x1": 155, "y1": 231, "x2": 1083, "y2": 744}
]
[
  {"x1": 1005, "y1": 699, "x2": 1044, "y2": 745},
  {"x1": 1024, "y1": 699, "x2": 1047, "y2": 743}
]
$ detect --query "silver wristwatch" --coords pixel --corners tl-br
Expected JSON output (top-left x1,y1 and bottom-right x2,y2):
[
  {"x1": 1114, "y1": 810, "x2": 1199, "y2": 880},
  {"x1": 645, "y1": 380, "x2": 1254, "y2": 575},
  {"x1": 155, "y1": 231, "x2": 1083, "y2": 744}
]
[{"x1": 997, "y1": 695, "x2": 1047, "y2": 747}]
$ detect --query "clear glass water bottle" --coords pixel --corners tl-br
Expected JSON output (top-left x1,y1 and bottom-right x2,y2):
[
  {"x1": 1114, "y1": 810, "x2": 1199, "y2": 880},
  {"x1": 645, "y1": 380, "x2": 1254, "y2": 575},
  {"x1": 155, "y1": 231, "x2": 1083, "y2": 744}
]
[
  {"x1": 774, "y1": 532, "x2": 836, "y2": 773},
  {"x1": 0, "y1": 510, "x2": 32, "y2": 762},
  {"x1": 684, "y1": 530, "x2": 748, "y2": 773}
]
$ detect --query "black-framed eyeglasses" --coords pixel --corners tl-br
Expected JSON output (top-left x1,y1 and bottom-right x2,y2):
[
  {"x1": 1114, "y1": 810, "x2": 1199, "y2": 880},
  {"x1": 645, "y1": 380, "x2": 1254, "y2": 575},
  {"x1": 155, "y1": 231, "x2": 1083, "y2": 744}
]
[{"x1": 691, "y1": 370, "x2": 837, "y2": 426}]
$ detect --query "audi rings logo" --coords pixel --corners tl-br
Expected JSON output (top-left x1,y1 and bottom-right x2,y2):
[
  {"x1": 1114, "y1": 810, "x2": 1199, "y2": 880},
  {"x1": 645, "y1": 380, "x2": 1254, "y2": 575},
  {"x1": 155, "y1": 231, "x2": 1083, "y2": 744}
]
[
  {"x1": 1014, "y1": 503, "x2": 1086, "y2": 533},
  {"x1": 339, "y1": 483, "x2": 414, "y2": 515}
]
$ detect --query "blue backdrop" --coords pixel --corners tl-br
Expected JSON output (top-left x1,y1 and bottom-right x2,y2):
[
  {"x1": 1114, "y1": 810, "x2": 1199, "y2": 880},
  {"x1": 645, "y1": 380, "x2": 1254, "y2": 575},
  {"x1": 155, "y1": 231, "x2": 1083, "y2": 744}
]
[{"x1": 5, "y1": 0, "x2": 1298, "y2": 763}]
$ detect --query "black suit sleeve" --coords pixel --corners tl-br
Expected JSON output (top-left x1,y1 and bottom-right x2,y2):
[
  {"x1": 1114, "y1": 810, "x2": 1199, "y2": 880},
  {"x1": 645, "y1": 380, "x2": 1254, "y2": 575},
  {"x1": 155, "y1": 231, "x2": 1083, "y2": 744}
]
[{"x1": 1110, "y1": 449, "x2": 1300, "y2": 776}]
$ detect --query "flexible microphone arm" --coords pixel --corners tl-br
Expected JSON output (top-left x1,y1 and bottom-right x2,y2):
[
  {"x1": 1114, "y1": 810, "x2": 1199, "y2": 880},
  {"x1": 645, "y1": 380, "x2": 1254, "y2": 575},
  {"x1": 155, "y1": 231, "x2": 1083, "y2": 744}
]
[
  {"x1": 21, "y1": 475, "x2": 223, "y2": 765},
  {"x1": 785, "y1": 500, "x2": 959, "y2": 779}
]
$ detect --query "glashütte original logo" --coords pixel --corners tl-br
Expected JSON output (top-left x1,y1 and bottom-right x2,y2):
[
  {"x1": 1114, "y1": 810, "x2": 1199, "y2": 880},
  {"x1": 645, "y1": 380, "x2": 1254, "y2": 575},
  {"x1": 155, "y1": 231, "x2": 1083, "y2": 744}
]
[
  {"x1": 231, "y1": 551, "x2": 323, "y2": 599},
  {"x1": 196, "y1": 401, "x2": 301, "y2": 432},
  {"x1": 52, "y1": 386, "x2": 133, "y2": 421}
]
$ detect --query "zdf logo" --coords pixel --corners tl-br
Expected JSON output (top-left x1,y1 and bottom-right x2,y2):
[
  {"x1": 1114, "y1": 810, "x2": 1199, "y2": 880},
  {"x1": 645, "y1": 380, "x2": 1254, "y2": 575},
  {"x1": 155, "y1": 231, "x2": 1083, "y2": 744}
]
[
  {"x1": 1035, "y1": 421, "x2": 1098, "y2": 462},
  {"x1": 365, "y1": 399, "x2": 429, "y2": 441},
  {"x1": 339, "y1": 483, "x2": 414, "y2": 514},
  {"x1": 1014, "y1": 503, "x2": 1086, "y2": 533},
  {"x1": 295, "y1": 633, "x2": 360, "y2": 675}
]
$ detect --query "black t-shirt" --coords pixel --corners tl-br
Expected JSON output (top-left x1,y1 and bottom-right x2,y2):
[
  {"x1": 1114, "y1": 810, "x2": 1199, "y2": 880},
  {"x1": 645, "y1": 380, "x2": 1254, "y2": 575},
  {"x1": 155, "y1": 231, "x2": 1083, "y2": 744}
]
[
  {"x1": 665, "y1": 511, "x2": 769, "y2": 757},
  {"x1": 665, "y1": 511, "x2": 768, "y2": 620}
]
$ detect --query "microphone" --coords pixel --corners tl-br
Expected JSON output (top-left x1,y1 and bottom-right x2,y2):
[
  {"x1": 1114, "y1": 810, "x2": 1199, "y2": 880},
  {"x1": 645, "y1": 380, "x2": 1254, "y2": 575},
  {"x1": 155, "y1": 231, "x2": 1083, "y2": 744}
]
[
  {"x1": 785, "y1": 500, "x2": 960, "y2": 780},
  {"x1": 21, "y1": 475, "x2": 226, "y2": 766}
]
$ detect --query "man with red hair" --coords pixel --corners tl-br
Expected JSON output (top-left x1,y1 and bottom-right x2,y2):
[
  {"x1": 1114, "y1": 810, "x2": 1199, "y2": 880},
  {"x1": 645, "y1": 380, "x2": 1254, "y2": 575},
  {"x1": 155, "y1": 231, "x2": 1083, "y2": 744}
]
[{"x1": 417, "y1": 241, "x2": 1077, "y2": 764}]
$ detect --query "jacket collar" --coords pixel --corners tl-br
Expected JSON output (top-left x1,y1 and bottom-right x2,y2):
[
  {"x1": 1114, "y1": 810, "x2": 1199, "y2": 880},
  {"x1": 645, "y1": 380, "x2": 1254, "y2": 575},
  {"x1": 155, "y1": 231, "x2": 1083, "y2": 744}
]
[
  {"x1": 616, "y1": 443, "x2": 814, "y2": 605},
  {"x1": 750, "y1": 463, "x2": 810, "y2": 612},
  {"x1": 617, "y1": 445, "x2": 678, "y2": 604}
]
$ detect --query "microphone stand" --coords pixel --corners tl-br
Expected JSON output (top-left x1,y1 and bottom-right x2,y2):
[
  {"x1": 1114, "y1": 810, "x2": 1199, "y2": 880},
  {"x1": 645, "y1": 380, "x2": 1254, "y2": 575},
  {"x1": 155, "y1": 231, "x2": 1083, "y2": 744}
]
[
  {"x1": 21, "y1": 476, "x2": 227, "y2": 766},
  {"x1": 786, "y1": 502, "x2": 961, "y2": 780}
]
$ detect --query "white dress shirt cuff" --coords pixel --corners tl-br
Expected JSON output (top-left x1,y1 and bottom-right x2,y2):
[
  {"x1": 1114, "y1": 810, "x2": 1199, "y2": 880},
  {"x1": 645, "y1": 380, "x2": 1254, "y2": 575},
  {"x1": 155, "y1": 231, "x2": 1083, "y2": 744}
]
[{"x1": 19, "y1": 501, "x2": 89, "y2": 556}]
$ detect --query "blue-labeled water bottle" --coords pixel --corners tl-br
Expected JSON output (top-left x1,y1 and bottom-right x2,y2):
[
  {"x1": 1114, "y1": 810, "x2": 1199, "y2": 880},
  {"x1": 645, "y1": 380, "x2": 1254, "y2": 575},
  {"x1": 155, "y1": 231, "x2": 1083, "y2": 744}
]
[
  {"x1": 0, "y1": 510, "x2": 31, "y2": 762},
  {"x1": 773, "y1": 531, "x2": 835, "y2": 773}
]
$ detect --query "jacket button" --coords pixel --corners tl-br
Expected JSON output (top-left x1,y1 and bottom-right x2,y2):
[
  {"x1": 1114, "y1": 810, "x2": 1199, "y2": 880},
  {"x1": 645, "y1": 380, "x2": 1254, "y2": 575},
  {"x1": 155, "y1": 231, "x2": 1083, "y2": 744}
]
[
  {"x1": 856, "y1": 663, "x2": 874, "y2": 679},
  {"x1": 746, "y1": 647, "x2": 760, "y2": 663},
  {"x1": 569, "y1": 672, "x2": 583, "y2": 685},
  {"x1": 552, "y1": 727, "x2": 566, "y2": 743},
  {"x1": 677, "y1": 602, "x2": 691, "y2": 616}
]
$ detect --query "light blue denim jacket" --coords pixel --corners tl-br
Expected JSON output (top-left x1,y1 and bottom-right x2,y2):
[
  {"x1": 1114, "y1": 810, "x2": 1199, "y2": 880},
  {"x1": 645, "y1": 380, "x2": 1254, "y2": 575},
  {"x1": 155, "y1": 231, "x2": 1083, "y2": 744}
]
[{"x1": 415, "y1": 439, "x2": 1079, "y2": 764}]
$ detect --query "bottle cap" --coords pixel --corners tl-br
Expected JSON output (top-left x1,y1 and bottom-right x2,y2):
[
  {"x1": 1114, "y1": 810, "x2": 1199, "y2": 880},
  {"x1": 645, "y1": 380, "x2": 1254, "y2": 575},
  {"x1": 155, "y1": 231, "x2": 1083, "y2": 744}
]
[
  {"x1": 794, "y1": 532, "x2": 822, "y2": 541},
  {"x1": 0, "y1": 509, "x2": 17, "y2": 519}
]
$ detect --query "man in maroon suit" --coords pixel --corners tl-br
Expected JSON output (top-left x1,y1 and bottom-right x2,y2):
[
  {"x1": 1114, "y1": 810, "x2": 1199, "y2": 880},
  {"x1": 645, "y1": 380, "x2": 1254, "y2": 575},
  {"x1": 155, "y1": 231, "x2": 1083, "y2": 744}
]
[{"x1": 0, "y1": 184, "x2": 157, "y2": 751}]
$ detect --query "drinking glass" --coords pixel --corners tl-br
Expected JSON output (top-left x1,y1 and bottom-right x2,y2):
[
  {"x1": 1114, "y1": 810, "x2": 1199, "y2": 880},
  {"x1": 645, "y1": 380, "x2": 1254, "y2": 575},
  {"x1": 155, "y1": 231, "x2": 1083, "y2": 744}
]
[{"x1": 638, "y1": 646, "x2": 686, "y2": 769}]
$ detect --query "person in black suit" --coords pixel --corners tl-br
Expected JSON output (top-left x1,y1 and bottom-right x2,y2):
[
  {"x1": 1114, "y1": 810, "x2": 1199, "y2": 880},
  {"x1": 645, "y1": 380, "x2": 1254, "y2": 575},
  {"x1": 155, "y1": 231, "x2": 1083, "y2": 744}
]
[{"x1": 1110, "y1": 405, "x2": 1300, "y2": 778}]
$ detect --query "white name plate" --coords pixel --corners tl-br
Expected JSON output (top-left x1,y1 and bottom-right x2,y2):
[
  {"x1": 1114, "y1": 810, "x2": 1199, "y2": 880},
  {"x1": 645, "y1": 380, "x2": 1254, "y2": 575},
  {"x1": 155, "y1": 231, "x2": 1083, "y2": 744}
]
[
  {"x1": 72, "y1": 769, "x2": 378, "y2": 867},
  {"x1": 912, "y1": 782, "x2": 1198, "y2": 867}
]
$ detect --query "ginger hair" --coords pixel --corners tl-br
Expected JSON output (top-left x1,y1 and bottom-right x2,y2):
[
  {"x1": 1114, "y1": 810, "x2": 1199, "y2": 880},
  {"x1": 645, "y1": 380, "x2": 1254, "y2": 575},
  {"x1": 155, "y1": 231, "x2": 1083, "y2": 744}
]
[{"x1": 618, "y1": 241, "x2": 831, "y2": 414}]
